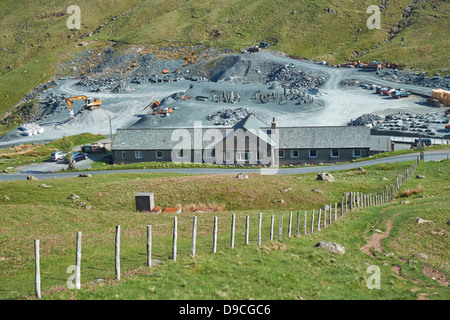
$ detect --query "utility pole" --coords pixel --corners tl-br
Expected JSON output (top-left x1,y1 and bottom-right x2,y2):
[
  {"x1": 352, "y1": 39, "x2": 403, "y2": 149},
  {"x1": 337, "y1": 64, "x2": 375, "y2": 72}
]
[{"x1": 109, "y1": 115, "x2": 113, "y2": 147}]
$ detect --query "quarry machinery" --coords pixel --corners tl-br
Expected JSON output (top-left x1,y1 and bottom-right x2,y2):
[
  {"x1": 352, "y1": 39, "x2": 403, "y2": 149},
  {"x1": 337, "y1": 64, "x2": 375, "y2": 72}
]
[
  {"x1": 151, "y1": 107, "x2": 173, "y2": 115},
  {"x1": 65, "y1": 95, "x2": 102, "y2": 118},
  {"x1": 142, "y1": 100, "x2": 161, "y2": 112}
]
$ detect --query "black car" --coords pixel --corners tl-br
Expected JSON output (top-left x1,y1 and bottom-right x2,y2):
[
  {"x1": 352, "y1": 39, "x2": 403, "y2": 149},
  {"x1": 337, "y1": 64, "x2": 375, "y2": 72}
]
[
  {"x1": 65, "y1": 152, "x2": 88, "y2": 164},
  {"x1": 413, "y1": 139, "x2": 432, "y2": 148}
]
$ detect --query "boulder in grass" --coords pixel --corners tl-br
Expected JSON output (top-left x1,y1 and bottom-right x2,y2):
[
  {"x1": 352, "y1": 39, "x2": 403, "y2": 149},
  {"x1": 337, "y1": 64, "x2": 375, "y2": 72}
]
[
  {"x1": 317, "y1": 173, "x2": 335, "y2": 182},
  {"x1": 236, "y1": 173, "x2": 248, "y2": 179},
  {"x1": 314, "y1": 241, "x2": 345, "y2": 254},
  {"x1": 416, "y1": 218, "x2": 431, "y2": 224},
  {"x1": 68, "y1": 194, "x2": 80, "y2": 202},
  {"x1": 26, "y1": 175, "x2": 39, "y2": 180},
  {"x1": 79, "y1": 173, "x2": 92, "y2": 178}
]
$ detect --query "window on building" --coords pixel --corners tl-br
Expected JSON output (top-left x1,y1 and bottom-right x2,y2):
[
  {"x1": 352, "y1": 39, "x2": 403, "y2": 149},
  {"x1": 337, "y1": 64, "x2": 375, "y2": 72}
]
[
  {"x1": 236, "y1": 151, "x2": 252, "y2": 161},
  {"x1": 277, "y1": 150, "x2": 285, "y2": 158},
  {"x1": 331, "y1": 149, "x2": 340, "y2": 158},
  {"x1": 155, "y1": 151, "x2": 163, "y2": 159},
  {"x1": 121, "y1": 151, "x2": 126, "y2": 159},
  {"x1": 177, "y1": 150, "x2": 186, "y2": 158},
  {"x1": 291, "y1": 149, "x2": 300, "y2": 158},
  {"x1": 135, "y1": 151, "x2": 143, "y2": 159},
  {"x1": 309, "y1": 149, "x2": 317, "y2": 158},
  {"x1": 203, "y1": 149, "x2": 214, "y2": 159},
  {"x1": 353, "y1": 149, "x2": 362, "y2": 158}
]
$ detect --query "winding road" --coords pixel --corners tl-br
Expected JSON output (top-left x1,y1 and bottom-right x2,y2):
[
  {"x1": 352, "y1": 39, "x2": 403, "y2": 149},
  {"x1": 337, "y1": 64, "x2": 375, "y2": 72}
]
[{"x1": 1, "y1": 150, "x2": 448, "y2": 181}]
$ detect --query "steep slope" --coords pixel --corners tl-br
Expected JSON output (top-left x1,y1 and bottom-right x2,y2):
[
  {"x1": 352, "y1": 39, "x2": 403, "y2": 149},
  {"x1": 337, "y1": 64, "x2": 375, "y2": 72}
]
[{"x1": 0, "y1": 0, "x2": 449, "y2": 121}]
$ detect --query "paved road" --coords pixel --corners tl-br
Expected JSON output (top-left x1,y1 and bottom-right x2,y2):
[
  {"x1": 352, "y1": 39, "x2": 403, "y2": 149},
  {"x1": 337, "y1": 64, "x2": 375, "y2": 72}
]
[{"x1": 1, "y1": 150, "x2": 448, "y2": 181}]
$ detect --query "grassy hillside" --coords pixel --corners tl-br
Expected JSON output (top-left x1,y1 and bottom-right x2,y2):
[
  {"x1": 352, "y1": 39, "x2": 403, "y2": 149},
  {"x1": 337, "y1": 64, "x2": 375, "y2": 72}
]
[
  {"x1": 0, "y1": 0, "x2": 449, "y2": 121},
  {"x1": 0, "y1": 159, "x2": 448, "y2": 300}
]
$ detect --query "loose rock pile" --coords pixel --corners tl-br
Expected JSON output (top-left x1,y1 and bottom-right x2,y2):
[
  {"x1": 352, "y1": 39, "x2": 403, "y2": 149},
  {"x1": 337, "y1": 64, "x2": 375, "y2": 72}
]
[
  {"x1": 206, "y1": 108, "x2": 251, "y2": 126},
  {"x1": 377, "y1": 69, "x2": 450, "y2": 89},
  {"x1": 339, "y1": 79, "x2": 361, "y2": 87},
  {"x1": 111, "y1": 80, "x2": 134, "y2": 93},
  {"x1": 267, "y1": 63, "x2": 326, "y2": 91},
  {"x1": 348, "y1": 113, "x2": 382, "y2": 127},
  {"x1": 373, "y1": 111, "x2": 449, "y2": 138},
  {"x1": 77, "y1": 75, "x2": 130, "y2": 92}
]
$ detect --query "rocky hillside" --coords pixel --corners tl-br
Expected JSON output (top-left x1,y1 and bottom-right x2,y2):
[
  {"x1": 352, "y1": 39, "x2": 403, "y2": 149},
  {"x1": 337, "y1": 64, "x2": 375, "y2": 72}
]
[{"x1": 0, "y1": 0, "x2": 449, "y2": 119}]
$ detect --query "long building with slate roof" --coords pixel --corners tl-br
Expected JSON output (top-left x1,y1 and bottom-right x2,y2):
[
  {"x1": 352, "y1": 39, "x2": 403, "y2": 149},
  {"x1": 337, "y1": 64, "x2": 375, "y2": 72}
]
[{"x1": 111, "y1": 115, "x2": 371, "y2": 166}]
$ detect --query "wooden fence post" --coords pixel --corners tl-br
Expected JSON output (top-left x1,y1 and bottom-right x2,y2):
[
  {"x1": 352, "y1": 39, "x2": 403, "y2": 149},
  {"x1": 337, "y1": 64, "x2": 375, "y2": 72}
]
[
  {"x1": 345, "y1": 192, "x2": 348, "y2": 212},
  {"x1": 75, "y1": 231, "x2": 81, "y2": 290},
  {"x1": 34, "y1": 239, "x2": 41, "y2": 299},
  {"x1": 213, "y1": 216, "x2": 218, "y2": 253},
  {"x1": 191, "y1": 216, "x2": 197, "y2": 256},
  {"x1": 288, "y1": 211, "x2": 292, "y2": 238},
  {"x1": 172, "y1": 218, "x2": 177, "y2": 262},
  {"x1": 340, "y1": 197, "x2": 343, "y2": 216},
  {"x1": 278, "y1": 213, "x2": 283, "y2": 241},
  {"x1": 334, "y1": 202, "x2": 337, "y2": 222},
  {"x1": 147, "y1": 225, "x2": 152, "y2": 267},
  {"x1": 231, "y1": 213, "x2": 235, "y2": 248},
  {"x1": 318, "y1": 209, "x2": 321, "y2": 231},
  {"x1": 349, "y1": 192, "x2": 352, "y2": 211},
  {"x1": 258, "y1": 212, "x2": 262, "y2": 247},
  {"x1": 329, "y1": 203, "x2": 332, "y2": 225},
  {"x1": 115, "y1": 225, "x2": 120, "y2": 280},
  {"x1": 270, "y1": 215, "x2": 274, "y2": 240},
  {"x1": 245, "y1": 216, "x2": 249, "y2": 245},
  {"x1": 311, "y1": 210, "x2": 315, "y2": 234},
  {"x1": 304, "y1": 211, "x2": 307, "y2": 235}
]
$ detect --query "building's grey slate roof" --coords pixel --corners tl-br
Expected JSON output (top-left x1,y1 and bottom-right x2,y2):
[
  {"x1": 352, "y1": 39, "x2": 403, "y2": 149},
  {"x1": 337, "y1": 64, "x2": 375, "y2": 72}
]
[
  {"x1": 112, "y1": 127, "x2": 230, "y2": 150},
  {"x1": 266, "y1": 126, "x2": 371, "y2": 149},
  {"x1": 112, "y1": 115, "x2": 371, "y2": 151}
]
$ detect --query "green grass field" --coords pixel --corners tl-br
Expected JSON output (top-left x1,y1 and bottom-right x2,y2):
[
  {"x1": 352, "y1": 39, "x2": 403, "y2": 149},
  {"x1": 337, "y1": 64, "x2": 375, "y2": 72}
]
[{"x1": 0, "y1": 158, "x2": 448, "y2": 300}]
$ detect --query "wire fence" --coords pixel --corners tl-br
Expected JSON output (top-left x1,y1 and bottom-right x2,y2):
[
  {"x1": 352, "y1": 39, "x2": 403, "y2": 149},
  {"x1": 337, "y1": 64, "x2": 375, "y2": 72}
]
[{"x1": 32, "y1": 157, "x2": 420, "y2": 298}]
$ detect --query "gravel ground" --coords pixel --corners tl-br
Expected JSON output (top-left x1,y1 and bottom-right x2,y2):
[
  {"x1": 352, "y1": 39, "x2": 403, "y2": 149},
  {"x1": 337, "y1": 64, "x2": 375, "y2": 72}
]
[{"x1": 1, "y1": 50, "x2": 448, "y2": 148}]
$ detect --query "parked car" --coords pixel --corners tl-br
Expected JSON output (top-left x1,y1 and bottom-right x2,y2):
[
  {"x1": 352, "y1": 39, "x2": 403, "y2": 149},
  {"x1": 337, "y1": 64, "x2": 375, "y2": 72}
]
[
  {"x1": 50, "y1": 150, "x2": 66, "y2": 161},
  {"x1": 391, "y1": 91, "x2": 411, "y2": 99},
  {"x1": 413, "y1": 138, "x2": 432, "y2": 147},
  {"x1": 377, "y1": 87, "x2": 388, "y2": 94},
  {"x1": 383, "y1": 88, "x2": 396, "y2": 96},
  {"x1": 64, "y1": 152, "x2": 88, "y2": 164}
]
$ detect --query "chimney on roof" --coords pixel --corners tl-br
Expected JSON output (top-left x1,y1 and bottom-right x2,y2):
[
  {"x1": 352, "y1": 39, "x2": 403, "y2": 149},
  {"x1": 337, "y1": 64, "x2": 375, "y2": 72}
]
[{"x1": 271, "y1": 117, "x2": 277, "y2": 130}]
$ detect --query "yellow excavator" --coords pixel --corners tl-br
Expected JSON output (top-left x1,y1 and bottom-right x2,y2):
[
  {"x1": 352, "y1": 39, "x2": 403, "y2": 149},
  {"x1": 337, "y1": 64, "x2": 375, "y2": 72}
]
[{"x1": 65, "y1": 96, "x2": 102, "y2": 118}]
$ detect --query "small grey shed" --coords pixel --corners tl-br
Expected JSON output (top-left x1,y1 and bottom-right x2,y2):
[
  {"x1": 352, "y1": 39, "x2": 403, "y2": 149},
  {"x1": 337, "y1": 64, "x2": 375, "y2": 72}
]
[{"x1": 135, "y1": 193, "x2": 155, "y2": 212}]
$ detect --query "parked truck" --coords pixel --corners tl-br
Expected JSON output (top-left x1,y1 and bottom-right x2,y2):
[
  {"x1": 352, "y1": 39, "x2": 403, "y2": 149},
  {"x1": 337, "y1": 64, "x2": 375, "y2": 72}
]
[{"x1": 81, "y1": 143, "x2": 106, "y2": 153}]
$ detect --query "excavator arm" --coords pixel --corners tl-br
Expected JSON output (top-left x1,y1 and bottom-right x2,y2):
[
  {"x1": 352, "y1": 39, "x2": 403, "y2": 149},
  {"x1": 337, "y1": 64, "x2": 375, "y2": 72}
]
[
  {"x1": 65, "y1": 95, "x2": 102, "y2": 118},
  {"x1": 65, "y1": 98, "x2": 75, "y2": 118}
]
